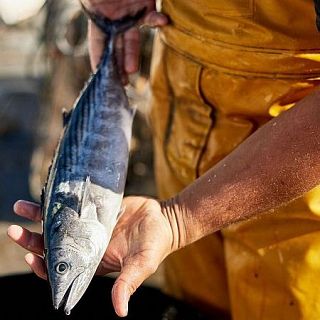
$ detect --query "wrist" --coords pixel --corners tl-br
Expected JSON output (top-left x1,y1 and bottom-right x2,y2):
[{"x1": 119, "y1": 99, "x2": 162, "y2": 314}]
[{"x1": 160, "y1": 195, "x2": 200, "y2": 252}]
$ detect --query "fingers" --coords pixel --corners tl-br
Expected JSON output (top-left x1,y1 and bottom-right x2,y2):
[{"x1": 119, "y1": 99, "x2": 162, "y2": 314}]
[
  {"x1": 111, "y1": 261, "x2": 157, "y2": 317},
  {"x1": 87, "y1": 8, "x2": 168, "y2": 76},
  {"x1": 7, "y1": 225, "x2": 44, "y2": 256},
  {"x1": 124, "y1": 28, "x2": 140, "y2": 74},
  {"x1": 7, "y1": 224, "x2": 47, "y2": 280},
  {"x1": 25, "y1": 253, "x2": 47, "y2": 280},
  {"x1": 10, "y1": 201, "x2": 46, "y2": 280},
  {"x1": 13, "y1": 200, "x2": 41, "y2": 222},
  {"x1": 115, "y1": 35, "x2": 128, "y2": 84},
  {"x1": 142, "y1": 11, "x2": 168, "y2": 27},
  {"x1": 88, "y1": 20, "x2": 130, "y2": 83},
  {"x1": 122, "y1": 12, "x2": 168, "y2": 75},
  {"x1": 88, "y1": 20, "x2": 106, "y2": 71},
  {"x1": 96, "y1": 259, "x2": 120, "y2": 276}
]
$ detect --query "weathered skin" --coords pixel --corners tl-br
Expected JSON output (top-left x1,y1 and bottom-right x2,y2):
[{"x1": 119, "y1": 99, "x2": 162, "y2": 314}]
[{"x1": 41, "y1": 9, "x2": 144, "y2": 315}]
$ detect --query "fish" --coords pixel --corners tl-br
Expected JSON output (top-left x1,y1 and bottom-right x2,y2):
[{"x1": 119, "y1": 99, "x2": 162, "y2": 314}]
[{"x1": 41, "y1": 7, "x2": 145, "y2": 315}]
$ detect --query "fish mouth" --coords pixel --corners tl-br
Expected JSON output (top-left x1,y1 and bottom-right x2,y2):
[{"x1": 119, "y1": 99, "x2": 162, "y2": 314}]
[
  {"x1": 53, "y1": 268, "x2": 96, "y2": 315},
  {"x1": 53, "y1": 272, "x2": 82, "y2": 313}
]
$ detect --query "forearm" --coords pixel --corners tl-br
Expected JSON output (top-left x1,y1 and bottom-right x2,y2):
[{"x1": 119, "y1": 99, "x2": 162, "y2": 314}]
[{"x1": 161, "y1": 90, "x2": 320, "y2": 250}]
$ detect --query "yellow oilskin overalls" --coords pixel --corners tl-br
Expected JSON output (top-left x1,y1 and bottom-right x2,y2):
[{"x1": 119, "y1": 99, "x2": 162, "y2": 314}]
[{"x1": 149, "y1": 1, "x2": 320, "y2": 319}]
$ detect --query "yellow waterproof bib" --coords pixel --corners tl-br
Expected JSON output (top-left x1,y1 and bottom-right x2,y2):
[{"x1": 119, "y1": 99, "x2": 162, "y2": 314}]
[
  {"x1": 150, "y1": 1, "x2": 320, "y2": 319},
  {"x1": 161, "y1": 0, "x2": 320, "y2": 77}
]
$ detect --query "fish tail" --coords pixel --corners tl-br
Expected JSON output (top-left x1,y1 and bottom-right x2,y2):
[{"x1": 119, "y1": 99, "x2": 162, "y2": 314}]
[{"x1": 82, "y1": 5, "x2": 146, "y2": 38}]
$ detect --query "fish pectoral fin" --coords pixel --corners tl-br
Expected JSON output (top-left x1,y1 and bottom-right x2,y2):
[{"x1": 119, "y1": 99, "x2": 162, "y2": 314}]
[
  {"x1": 78, "y1": 177, "x2": 96, "y2": 219},
  {"x1": 62, "y1": 108, "x2": 73, "y2": 127}
]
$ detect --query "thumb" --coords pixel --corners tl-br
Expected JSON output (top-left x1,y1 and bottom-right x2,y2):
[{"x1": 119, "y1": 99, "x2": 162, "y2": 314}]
[
  {"x1": 111, "y1": 261, "x2": 156, "y2": 317},
  {"x1": 88, "y1": 20, "x2": 105, "y2": 71}
]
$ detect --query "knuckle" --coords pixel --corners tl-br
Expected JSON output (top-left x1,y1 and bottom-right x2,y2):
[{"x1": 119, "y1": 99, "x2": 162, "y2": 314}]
[
  {"x1": 117, "y1": 278, "x2": 136, "y2": 296},
  {"x1": 124, "y1": 32, "x2": 140, "y2": 43}
]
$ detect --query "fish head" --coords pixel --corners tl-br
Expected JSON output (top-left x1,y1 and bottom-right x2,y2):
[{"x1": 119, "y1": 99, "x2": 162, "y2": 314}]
[{"x1": 45, "y1": 205, "x2": 108, "y2": 315}]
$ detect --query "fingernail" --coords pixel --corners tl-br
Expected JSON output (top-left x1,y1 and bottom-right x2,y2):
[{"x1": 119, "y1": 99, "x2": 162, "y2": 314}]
[
  {"x1": 125, "y1": 61, "x2": 137, "y2": 74},
  {"x1": 7, "y1": 225, "x2": 22, "y2": 240},
  {"x1": 25, "y1": 253, "x2": 34, "y2": 264},
  {"x1": 123, "y1": 299, "x2": 128, "y2": 316},
  {"x1": 122, "y1": 286, "x2": 129, "y2": 316},
  {"x1": 13, "y1": 200, "x2": 21, "y2": 213},
  {"x1": 24, "y1": 253, "x2": 35, "y2": 274}
]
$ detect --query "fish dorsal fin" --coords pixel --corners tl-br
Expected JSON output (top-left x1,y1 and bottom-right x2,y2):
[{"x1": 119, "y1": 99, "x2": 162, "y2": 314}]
[
  {"x1": 40, "y1": 186, "x2": 46, "y2": 220},
  {"x1": 40, "y1": 161, "x2": 54, "y2": 221},
  {"x1": 79, "y1": 176, "x2": 92, "y2": 217},
  {"x1": 62, "y1": 108, "x2": 72, "y2": 127}
]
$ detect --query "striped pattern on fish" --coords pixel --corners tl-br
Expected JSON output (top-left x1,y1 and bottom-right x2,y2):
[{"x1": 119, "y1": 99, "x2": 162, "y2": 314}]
[{"x1": 41, "y1": 7, "x2": 145, "y2": 315}]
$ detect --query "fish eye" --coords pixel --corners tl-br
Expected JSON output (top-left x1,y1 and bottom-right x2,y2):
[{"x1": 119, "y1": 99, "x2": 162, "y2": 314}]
[{"x1": 56, "y1": 262, "x2": 69, "y2": 274}]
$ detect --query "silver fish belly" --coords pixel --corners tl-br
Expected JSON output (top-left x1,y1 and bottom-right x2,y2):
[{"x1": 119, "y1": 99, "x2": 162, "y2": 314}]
[{"x1": 41, "y1": 8, "x2": 145, "y2": 315}]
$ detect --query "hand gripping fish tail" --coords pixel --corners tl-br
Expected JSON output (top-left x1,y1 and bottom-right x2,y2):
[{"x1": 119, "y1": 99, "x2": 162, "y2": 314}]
[
  {"x1": 82, "y1": 4, "x2": 146, "y2": 38},
  {"x1": 41, "y1": 6, "x2": 144, "y2": 316}
]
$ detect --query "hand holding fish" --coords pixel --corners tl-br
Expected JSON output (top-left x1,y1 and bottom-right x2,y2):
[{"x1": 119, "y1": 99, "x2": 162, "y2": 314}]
[
  {"x1": 6, "y1": 5, "x2": 168, "y2": 316},
  {"x1": 83, "y1": 0, "x2": 168, "y2": 82},
  {"x1": 8, "y1": 197, "x2": 176, "y2": 317}
]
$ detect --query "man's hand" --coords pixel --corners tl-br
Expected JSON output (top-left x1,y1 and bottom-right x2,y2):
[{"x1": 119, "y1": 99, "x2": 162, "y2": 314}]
[
  {"x1": 7, "y1": 196, "x2": 175, "y2": 317},
  {"x1": 82, "y1": 0, "x2": 168, "y2": 82}
]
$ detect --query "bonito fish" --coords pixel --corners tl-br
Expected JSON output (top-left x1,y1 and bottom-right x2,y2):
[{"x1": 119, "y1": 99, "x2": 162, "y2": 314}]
[{"x1": 41, "y1": 8, "x2": 145, "y2": 315}]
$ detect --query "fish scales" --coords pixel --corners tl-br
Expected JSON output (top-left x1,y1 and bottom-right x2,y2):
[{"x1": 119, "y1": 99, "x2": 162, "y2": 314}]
[{"x1": 41, "y1": 8, "x2": 145, "y2": 315}]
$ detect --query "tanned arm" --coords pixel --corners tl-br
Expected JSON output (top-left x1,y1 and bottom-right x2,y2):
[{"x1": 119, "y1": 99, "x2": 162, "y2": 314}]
[{"x1": 162, "y1": 89, "x2": 320, "y2": 249}]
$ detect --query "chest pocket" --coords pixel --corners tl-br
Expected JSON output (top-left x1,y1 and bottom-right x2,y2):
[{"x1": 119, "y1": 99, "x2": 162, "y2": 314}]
[{"x1": 201, "y1": 0, "x2": 254, "y2": 17}]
